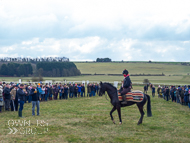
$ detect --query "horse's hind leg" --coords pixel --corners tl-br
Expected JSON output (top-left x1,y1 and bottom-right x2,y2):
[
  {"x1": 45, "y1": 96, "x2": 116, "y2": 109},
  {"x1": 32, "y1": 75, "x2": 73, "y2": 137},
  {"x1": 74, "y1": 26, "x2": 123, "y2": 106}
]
[
  {"x1": 137, "y1": 103, "x2": 145, "y2": 125},
  {"x1": 110, "y1": 106, "x2": 116, "y2": 124}
]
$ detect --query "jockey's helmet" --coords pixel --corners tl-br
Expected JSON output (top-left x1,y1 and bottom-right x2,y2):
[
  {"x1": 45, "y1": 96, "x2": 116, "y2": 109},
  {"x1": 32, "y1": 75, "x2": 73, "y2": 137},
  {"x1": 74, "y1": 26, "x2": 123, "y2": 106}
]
[{"x1": 122, "y1": 69, "x2": 128, "y2": 75}]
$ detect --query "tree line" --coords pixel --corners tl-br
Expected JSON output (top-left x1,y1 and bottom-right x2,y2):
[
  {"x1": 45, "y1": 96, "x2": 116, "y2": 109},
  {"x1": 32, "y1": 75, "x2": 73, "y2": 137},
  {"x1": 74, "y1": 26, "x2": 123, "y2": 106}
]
[
  {"x1": 96, "y1": 58, "x2": 112, "y2": 62},
  {"x1": 0, "y1": 62, "x2": 81, "y2": 77},
  {"x1": 36, "y1": 62, "x2": 81, "y2": 77},
  {"x1": 0, "y1": 63, "x2": 33, "y2": 77}
]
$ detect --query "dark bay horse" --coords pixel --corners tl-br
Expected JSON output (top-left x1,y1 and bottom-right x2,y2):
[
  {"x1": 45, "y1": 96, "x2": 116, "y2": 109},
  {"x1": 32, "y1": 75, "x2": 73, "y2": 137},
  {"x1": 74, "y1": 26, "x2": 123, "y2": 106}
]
[{"x1": 99, "y1": 82, "x2": 152, "y2": 125}]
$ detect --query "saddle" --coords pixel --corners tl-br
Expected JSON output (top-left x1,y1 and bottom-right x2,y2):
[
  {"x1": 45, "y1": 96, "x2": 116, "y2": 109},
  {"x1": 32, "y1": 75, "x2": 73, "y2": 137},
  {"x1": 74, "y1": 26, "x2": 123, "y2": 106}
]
[{"x1": 118, "y1": 90, "x2": 144, "y2": 102}]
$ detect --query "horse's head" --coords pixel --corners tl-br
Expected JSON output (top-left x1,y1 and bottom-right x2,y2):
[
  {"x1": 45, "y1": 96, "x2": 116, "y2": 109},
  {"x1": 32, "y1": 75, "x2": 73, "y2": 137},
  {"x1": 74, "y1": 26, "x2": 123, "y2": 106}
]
[{"x1": 99, "y1": 81, "x2": 106, "y2": 96}]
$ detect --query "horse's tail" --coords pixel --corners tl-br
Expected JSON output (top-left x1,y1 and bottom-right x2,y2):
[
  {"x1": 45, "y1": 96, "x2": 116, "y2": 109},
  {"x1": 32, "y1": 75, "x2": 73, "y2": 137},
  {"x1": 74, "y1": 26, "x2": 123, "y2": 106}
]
[{"x1": 146, "y1": 94, "x2": 152, "y2": 117}]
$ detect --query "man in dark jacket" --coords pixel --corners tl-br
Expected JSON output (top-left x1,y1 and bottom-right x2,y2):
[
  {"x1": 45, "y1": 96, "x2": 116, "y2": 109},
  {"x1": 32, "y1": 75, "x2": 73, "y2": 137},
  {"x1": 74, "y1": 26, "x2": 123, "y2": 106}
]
[
  {"x1": 74, "y1": 84, "x2": 78, "y2": 98},
  {"x1": 69, "y1": 84, "x2": 74, "y2": 98},
  {"x1": 53, "y1": 85, "x2": 59, "y2": 100},
  {"x1": 4, "y1": 84, "x2": 11, "y2": 111},
  {"x1": 121, "y1": 69, "x2": 132, "y2": 104},
  {"x1": 91, "y1": 84, "x2": 96, "y2": 96},
  {"x1": 18, "y1": 84, "x2": 27, "y2": 117},
  {"x1": 81, "y1": 84, "x2": 85, "y2": 97},
  {"x1": 165, "y1": 86, "x2": 169, "y2": 101},
  {"x1": 30, "y1": 84, "x2": 40, "y2": 116}
]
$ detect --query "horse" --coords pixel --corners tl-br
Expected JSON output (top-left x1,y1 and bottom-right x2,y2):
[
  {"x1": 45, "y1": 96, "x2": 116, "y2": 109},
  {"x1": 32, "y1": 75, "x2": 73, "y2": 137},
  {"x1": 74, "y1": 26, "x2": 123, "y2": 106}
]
[{"x1": 99, "y1": 82, "x2": 152, "y2": 125}]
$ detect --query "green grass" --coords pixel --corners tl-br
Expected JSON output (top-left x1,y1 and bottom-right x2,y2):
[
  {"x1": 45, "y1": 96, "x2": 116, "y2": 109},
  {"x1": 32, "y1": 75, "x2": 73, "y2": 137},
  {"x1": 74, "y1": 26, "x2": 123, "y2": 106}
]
[
  {"x1": 74, "y1": 62, "x2": 190, "y2": 75},
  {"x1": 0, "y1": 86, "x2": 190, "y2": 143}
]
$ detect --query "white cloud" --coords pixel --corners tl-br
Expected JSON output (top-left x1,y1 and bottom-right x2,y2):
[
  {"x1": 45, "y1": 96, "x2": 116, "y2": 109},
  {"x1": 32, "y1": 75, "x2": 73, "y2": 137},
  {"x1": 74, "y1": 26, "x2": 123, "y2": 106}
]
[{"x1": 0, "y1": 0, "x2": 190, "y2": 61}]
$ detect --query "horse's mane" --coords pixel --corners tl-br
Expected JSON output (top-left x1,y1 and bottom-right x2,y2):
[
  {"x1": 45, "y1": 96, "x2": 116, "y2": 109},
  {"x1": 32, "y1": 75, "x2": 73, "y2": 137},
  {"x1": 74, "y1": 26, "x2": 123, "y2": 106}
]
[{"x1": 104, "y1": 82, "x2": 117, "y2": 91}]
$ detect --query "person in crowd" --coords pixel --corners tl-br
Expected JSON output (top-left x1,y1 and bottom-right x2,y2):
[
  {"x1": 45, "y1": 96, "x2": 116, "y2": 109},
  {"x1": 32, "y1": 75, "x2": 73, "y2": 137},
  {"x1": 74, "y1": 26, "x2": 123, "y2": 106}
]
[
  {"x1": 53, "y1": 85, "x2": 59, "y2": 100},
  {"x1": 10, "y1": 85, "x2": 18, "y2": 111},
  {"x1": 0, "y1": 85, "x2": 4, "y2": 113},
  {"x1": 41, "y1": 86, "x2": 45, "y2": 101},
  {"x1": 78, "y1": 84, "x2": 82, "y2": 97},
  {"x1": 173, "y1": 86, "x2": 176, "y2": 102},
  {"x1": 49, "y1": 86, "x2": 53, "y2": 100},
  {"x1": 59, "y1": 85, "x2": 63, "y2": 100},
  {"x1": 4, "y1": 84, "x2": 11, "y2": 111},
  {"x1": 87, "y1": 83, "x2": 91, "y2": 97},
  {"x1": 74, "y1": 84, "x2": 78, "y2": 98},
  {"x1": 162, "y1": 86, "x2": 165, "y2": 99},
  {"x1": 28, "y1": 86, "x2": 32, "y2": 103},
  {"x1": 18, "y1": 84, "x2": 27, "y2": 117},
  {"x1": 152, "y1": 85, "x2": 155, "y2": 97},
  {"x1": 30, "y1": 84, "x2": 40, "y2": 116},
  {"x1": 144, "y1": 85, "x2": 147, "y2": 94},
  {"x1": 188, "y1": 87, "x2": 190, "y2": 108},
  {"x1": 24, "y1": 85, "x2": 29, "y2": 103},
  {"x1": 96, "y1": 84, "x2": 99, "y2": 95},
  {"x1": 180, "y1": 87, "x2": 185, "y2": 105},
  {"x1": 69, "y1": 84, "x2": 74, "y2": 98},
  {"x1": 165, "y1": 86, "x2": 170, "y2": 101},
  {"x1": 37, "y1": 84, "x2": 42, "y2": 101},
  {"x1": 45, "y1": 85, "x2": 49, "y2": 101},
  {"x1": 81, "y1": 84, "x2": 85, "y2": 97},
  {"x1": 61, "y1": 86, "x2": 65, "y2": 99},
  {"x1": 64, "y1": 84, "x2": 69, "y2": 100},
  {"x1": 23, "y1": 85, "x2": 27, "y2": 103},
  {"x1": 184, "y1": 86, "x2": 188, "y2": 106},
  {"x1": 157, "y1": 85, "x2": 162, "y2": 98},
  {"x1": 91, "y1": 84, "x2": 96, "y2": 96},
  {"x1": 176, "y1": 88, "x2": 180, "y2": 103}
]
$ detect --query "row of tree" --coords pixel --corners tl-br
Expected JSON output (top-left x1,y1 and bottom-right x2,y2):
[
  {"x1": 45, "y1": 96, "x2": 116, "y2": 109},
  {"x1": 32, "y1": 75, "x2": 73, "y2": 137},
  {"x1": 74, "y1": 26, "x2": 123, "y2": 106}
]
[
  {"x1": 96, "y1": 58, "x2": 112, "y2": 62},
  {"x1": 0, "y1": 62, "x2": 81, "y2": 77},
  {"x1": 0, "y1": 63, "x2": 33, "y2": 77},
  {"x1": 36, "y1": 62, "x2": 81, "y2": 77}
]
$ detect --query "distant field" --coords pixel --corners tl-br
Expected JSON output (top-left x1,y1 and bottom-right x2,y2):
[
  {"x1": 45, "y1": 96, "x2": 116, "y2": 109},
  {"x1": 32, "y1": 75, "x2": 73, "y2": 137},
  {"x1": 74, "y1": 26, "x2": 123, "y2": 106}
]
[
  {"x1": 1, "y1": 75, "x2": 190, "y2": 85},
  {"x1": 0, "y1": 62, "x2": 190, "y2": 85},
  {"x1": 74, "y1": 62, "x2": 190, "y2": 76}
]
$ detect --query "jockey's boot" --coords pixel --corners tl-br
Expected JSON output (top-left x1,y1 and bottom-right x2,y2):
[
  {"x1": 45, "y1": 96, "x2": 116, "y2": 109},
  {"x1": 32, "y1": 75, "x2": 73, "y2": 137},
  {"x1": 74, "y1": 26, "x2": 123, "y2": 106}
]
[{"x1": 121, "y1": 95, "x2": 127, "y2": 104}]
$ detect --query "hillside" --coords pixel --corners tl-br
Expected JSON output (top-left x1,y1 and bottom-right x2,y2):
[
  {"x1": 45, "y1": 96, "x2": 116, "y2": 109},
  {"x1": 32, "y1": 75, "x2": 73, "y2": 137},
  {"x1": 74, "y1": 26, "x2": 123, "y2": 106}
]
[{"x1": 74, "y1": 62, "x2": 190, "y2": 76}]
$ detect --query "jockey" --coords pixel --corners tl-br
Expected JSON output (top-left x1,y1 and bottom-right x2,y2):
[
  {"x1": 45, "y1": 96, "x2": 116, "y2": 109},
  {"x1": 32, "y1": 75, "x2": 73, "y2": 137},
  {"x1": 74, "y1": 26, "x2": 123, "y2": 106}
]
[{"x1": 121, "y1": 69, "x2": 132, "y2": 104}]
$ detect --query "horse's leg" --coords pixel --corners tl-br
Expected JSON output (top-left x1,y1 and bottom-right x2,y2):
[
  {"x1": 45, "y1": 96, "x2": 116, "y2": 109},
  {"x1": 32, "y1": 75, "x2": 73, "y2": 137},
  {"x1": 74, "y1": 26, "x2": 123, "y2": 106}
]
[
  {"x1": 110, "y1": 106, "x2": 116, "y2": 124},
  {"x1": 116, "y1": 106, "x2": 122, "y2": 125},
  {"x1": 137, "y1": 103, "x2": 145, "y2": 125}
]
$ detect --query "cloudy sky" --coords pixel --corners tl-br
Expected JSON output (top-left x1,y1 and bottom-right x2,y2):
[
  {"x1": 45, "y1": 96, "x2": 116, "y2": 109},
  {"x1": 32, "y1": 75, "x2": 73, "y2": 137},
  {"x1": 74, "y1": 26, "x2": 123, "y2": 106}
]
[{"x1": 0, "y1": 0, "x2": 190, "y2": 61}]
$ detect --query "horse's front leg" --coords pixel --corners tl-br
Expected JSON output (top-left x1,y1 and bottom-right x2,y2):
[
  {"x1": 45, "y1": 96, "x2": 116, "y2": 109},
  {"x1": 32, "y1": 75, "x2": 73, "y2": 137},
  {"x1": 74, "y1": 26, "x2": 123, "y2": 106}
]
[
  {"x1": 116, "y1": 105, "x2": 122, "y2": 125},
  {"x1": 110, "y1": 106, "x2": 116, "y2": 124}
]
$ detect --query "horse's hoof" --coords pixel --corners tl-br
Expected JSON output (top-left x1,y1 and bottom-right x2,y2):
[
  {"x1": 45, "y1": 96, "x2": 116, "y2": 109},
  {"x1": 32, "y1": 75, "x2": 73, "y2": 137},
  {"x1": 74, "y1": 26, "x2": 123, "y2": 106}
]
[
  {"x1": 119, "y1": 122, "x2": 122, "y2": 125},
  {"x1": 137, "y1": 122, "x2": 142, "y2": 125},
  {"x1": 113, "y1": 120, "x2": 115, "y2": 124}
]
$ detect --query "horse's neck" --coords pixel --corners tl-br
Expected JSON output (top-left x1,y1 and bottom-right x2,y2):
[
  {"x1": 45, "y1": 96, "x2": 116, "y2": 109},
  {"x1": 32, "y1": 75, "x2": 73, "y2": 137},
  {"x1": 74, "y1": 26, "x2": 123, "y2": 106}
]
[{"x1": 106, "y1": 85, "x2": 116, "y2": 100}]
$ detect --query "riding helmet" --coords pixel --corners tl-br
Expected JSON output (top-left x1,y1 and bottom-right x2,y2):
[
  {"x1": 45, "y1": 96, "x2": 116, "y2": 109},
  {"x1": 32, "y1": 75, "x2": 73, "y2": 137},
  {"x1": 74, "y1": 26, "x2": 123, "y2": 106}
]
[{"x1": 122, "y1": 69, "x2": 128, "y2": 75}]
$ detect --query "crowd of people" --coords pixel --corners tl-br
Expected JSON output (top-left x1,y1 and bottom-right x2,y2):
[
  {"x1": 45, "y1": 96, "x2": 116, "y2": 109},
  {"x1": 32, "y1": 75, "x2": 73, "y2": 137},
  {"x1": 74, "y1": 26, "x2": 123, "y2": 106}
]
[
  {"x1": 144, "y1": 84, "x2": 190, "y2": 108},
  {"x1": 0, "y1": 81, "x2": 100, "y2": 117}
]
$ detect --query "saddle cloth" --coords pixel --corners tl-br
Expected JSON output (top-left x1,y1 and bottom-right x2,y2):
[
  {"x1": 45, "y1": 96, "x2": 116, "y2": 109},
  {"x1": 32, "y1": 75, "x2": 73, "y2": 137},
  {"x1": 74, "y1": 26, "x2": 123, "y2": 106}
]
[{"x1": 118, "y1": 90, "x2": 144, "y2": 102}]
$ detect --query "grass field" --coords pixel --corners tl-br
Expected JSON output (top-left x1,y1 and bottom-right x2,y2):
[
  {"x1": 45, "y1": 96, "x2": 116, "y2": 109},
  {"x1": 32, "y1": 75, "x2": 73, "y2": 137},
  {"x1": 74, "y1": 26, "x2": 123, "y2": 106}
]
[
  {"x1": 0, "y1": 86, "x2": 190, "y2": 143},
  {"x1": 74, "y1": 62, "x2": 190, "y2": 76}
]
